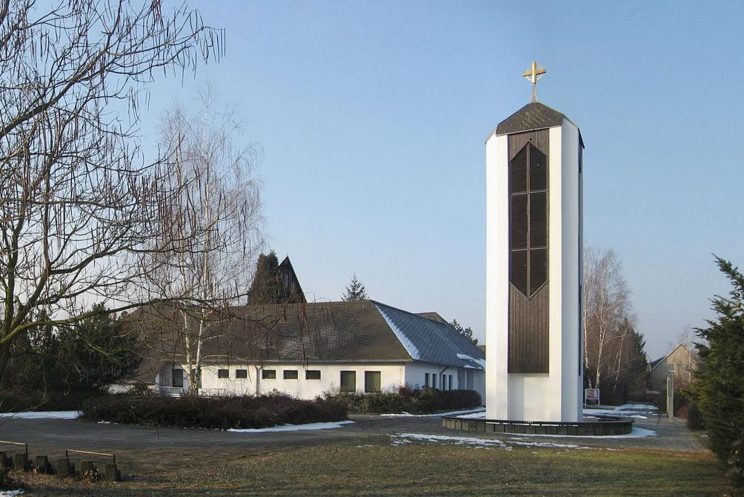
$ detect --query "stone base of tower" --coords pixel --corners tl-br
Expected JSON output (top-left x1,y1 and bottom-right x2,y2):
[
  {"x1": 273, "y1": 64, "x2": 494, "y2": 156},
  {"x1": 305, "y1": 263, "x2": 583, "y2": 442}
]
[{"x1": 442, "y1": 415, "x2": 633, "y2": 436}]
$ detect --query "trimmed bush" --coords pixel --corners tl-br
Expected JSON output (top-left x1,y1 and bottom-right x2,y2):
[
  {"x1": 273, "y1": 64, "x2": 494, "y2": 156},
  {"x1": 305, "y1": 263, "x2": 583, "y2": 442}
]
[
  {"x1": 80, "y1": 394, "x2": 347, "y2": 430},
  {"x1": 330, "y1": 387, "x2": 481, "y2": 415}
]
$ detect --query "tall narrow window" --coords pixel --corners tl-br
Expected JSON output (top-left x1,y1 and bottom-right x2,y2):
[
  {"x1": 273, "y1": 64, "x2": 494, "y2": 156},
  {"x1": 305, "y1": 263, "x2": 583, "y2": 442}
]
[
  {"x1": 509, "y1": 142, "x2": 548, "y2": 297},
  {"x1": 364, "y1": 371, "x2": 381, "y2": 393},
  {"x1": 340, "y1": 371, "x2": 356, "y2": 393},
  {"x1": 172, "y1": 368, "x2": 183, "y2": 388}
]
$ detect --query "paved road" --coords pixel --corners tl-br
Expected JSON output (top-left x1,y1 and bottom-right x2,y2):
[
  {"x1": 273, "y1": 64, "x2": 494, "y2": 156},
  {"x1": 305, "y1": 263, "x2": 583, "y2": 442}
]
[{"x1": 0, "y1": 413, "x2": 707, "y2": 463}]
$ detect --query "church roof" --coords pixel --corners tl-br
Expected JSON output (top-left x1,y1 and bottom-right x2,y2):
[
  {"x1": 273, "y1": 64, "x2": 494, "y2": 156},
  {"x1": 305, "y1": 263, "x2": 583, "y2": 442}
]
[
  {"x1": 493, "y1": 102, "x2": 583, "y2": 143},
  {"x1": 127, "y1": 300, "x2": 485, "y2": 380},
  {"x1": 415, "y1": 311, "x2": 448, "y2": 324}
]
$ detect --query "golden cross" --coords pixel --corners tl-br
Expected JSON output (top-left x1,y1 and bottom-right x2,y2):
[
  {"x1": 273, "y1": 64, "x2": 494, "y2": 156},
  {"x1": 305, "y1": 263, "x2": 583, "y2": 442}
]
[{"x1": 523, "y1": 61, "x2": 546, "y2": 103}]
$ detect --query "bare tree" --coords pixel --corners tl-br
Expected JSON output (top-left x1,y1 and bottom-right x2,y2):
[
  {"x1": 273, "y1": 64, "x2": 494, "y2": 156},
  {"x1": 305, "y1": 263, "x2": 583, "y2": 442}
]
[
  {"x1": 0, "y1": 0, "x2": 223, "y2": 375},
  {"x1": 146, "y1": 88, "x2": 262, "y2": 394},
  {"x1": 583, "y1": 247, "x2": 632, "y2": 389}
]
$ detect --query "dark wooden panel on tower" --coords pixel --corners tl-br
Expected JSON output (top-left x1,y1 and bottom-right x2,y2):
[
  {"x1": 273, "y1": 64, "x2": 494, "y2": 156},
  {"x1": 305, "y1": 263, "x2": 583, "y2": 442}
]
[{"x1": 508, "y1": 130, "x2": 549, "y2": 374}]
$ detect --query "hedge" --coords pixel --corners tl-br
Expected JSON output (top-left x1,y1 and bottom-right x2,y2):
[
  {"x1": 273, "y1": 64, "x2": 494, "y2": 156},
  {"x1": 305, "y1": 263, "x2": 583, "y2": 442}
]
[
  {"x1": 80, "y1": 394, "x2": 347, "y2": 430},
  {"x1": 0, "y1": 390, "x2": 97, "y2": 412},
  {"x1": 330, "y1": 387, "x2": 481, "y2": 414}
]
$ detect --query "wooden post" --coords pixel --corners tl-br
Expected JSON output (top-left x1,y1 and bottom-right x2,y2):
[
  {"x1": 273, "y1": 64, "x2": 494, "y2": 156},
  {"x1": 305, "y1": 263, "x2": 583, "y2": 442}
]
[
  {"x1": 12, "y1": 453, "x2": 28, "y2": 472},
  {"x1": 105, "y1": 463, "x2": 120, "y2": 482},
  {"x1": 35, "y1": 455, "x2": 52, "y2": 474},
  {"x1": 666, "y1": 375, "x2": 675, "y2": 420},
  {"x1": 57, "y1": 458, "x2": 73, "y2": 478}
]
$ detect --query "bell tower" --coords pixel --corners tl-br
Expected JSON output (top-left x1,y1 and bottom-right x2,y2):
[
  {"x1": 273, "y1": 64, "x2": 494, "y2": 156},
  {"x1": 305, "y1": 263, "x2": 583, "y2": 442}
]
[{"x1": 485, "y1": 62, "x2": 584, "y2": 422}]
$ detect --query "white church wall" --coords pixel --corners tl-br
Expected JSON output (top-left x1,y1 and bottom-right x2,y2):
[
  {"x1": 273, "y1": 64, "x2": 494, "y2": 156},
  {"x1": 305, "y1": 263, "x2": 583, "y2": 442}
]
[
  {"x1": 485, "y1": 132, "x2": 510, "y2": 420},
  {"x1": 155, "y1": 361, "x2": 484, "y2": 401},
  {"x1": 189, "y1": 363, "x2": 407, "y2": 400},
  {"x1": 559, "y1": 120, "x2": 583, "y2": 421}
]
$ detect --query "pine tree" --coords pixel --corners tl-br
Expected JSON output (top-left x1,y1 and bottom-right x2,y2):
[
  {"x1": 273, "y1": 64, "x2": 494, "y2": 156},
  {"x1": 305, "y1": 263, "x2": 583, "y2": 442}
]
[
  {"x1": 624, "y1": 328, "x2": 649, "y2": 400},
  {"x1": 342, "y1": 274, "x2": 368, "y2": 301},
  {"x1": 247, "y1": 251, "x2": 283, "y2": 304},
  {"x1": 694, "y1": 257, "x2": 744, "y2": 485},
  {"x1": 451, "y1": 319, "x2": 478, "y2": 345}
]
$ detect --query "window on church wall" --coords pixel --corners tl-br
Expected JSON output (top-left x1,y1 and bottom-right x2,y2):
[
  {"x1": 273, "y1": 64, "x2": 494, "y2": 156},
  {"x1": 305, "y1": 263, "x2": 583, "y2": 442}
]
[{"x1": 509, "y1": 142, "x2": 548, "y2": 297}]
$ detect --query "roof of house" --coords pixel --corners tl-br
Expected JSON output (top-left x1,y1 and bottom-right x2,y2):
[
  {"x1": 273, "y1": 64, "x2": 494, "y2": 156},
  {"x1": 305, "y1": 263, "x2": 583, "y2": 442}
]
[
  {"x1": 127, "y1": 300, "x2": 485, "y2": 380},
  {"x1": 649, "y1": 343, "x2": 699, "y2": 373}
]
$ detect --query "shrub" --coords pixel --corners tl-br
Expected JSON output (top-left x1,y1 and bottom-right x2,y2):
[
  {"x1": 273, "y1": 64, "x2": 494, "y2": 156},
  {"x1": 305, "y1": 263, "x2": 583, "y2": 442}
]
[
  {"x1": 0, "y1": 389, "x2": 97, "y2": 412},
  {"x1": 330, "y1": 387, "x2": 481, "y2": 414},
  {"x1": 80, "y1": 394, "x2": 347, "y2": 430}
]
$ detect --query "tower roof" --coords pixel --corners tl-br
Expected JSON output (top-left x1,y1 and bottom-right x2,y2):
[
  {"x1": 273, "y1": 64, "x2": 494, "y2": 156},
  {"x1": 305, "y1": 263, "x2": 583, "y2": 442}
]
[{"x1": 493, "y1": 101, "x2": 579, "y2": 137}]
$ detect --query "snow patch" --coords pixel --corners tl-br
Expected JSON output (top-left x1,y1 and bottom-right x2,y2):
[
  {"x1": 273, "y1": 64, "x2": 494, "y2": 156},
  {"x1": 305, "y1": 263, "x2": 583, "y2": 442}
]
[
  {"x1": 375, "y1": 304, "x2": 421, "y2": 360},
  {"x1": 457, "y1": 410, "x2": 487, "y2": 419},
  {"x1": 0, "y1": 491, "x2": 23, "y2": 497},
  {"x1": 391, "y1": 433, "x2": 586, "y2": 450},
  {"x1": 584, "y1": 403, "x2": 658, "y2": 419},
  {"x1": 227, "y1": 420, "x2": 354, "y2": 433},
  {"x1": 456, "y1": 353, "x2": 486, "y2": 370},
  {"x1": 381, "y1": 407, "x2": 485, "y2": 418},
  {"x1": 0, "y1": 411, "x2": 80, "y2": 420},
  {"x1": 392, "y1": 433, "x2": 507, "y2": 447}
]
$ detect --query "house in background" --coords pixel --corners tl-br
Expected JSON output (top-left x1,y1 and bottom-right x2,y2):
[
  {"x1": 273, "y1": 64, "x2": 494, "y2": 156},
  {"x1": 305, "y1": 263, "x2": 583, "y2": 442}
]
[
  {"x1": 128, "y1": 300, "x2": 485, "y2": 401},
  {"x1": 648, "y1": 343, "x2": 699, "y2": 394}
]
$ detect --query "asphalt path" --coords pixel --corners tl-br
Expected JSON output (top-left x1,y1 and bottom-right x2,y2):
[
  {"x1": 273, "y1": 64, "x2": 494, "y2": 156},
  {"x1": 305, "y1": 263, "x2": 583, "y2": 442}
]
[{"x1": 0, "y1": 413, "x2": 706, "y2": 462}]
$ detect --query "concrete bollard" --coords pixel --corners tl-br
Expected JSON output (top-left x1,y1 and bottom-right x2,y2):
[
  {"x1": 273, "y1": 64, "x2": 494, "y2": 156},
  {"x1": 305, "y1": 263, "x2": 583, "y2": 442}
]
[
  {"x1": 57, "y1": 458, "x2": 73, "y2": 478},
  {"x1": 104, "y1": 463, "x2": 120, "y2": 482},
  {"x1": 35, "y1": 455, "x2": 53, "y2": 474},
  {"x1": 12, "y1": 453, "x2": 28, "y2": 472},
  {"x1": 79, "y1": 460, "x2": 95, "y2": 479}
]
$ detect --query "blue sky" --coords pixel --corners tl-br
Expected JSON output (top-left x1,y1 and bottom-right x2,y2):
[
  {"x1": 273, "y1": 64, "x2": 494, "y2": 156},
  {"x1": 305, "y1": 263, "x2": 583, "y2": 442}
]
[{"x1": 141, "y1": 1, "x2": 744, "y2": 359}]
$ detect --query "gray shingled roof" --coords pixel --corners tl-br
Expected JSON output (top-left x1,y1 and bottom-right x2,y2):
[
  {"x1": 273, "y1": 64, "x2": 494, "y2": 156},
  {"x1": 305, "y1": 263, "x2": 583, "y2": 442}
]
[
  {"x1": 495, "y1": 102, "x2": 566, "y2": 136},
  {"x1": 127, "y1": 300, "x2": 485, "y2": 376},
  {"x1": 374, "y1": 302, "x2": 485, "y2": 370}
]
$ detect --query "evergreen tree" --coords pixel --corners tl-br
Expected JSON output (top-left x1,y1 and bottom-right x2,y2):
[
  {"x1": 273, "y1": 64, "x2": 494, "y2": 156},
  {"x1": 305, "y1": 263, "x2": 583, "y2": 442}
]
[
  {"x1": 0, "y1": 305, "x2": 140, "y2": 401},
  {"x1": 56, "y1": 304, "x2": 142, "y2": 394},
  {"x1": 624, "y1": 327, "x2": 650, "y2": 400},
  {"x1": 694, "y1": 257, "x2": 744, "y2": 485},
  {"x1": 342, "y1": 274, "x2": 368, "y2": 301},
  {"x1": 247, "y1": 251, "x2": 303, "y2": 304},
  {"x1": 451, "y1": 319, "x2": 478, "y2": 345}
]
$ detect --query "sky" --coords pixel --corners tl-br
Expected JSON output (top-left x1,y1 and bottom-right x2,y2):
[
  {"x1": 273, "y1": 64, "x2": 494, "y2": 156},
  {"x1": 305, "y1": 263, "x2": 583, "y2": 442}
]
[{"x1": 138, "y1": 1, "x2": 744, "y2": 360}]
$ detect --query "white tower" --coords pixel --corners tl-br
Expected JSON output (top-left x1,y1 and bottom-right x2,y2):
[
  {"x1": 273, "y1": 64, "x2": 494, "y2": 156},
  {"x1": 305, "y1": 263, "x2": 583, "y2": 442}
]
[{"x1": 485, "y1": 62, "x2": 584, "y2": 422}]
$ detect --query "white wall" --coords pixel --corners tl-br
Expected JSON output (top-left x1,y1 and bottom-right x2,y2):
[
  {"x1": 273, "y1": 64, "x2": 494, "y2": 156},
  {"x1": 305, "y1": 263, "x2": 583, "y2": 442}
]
[
  {"x1": 485, "y1": 132, "x2": 510, "y2": 419},
  {"x1": 155, "y1": 361, "x2": 485, "y2": 401},
  {"x1": 404, "y1": 362, "x2": 485, "y2": 401}
]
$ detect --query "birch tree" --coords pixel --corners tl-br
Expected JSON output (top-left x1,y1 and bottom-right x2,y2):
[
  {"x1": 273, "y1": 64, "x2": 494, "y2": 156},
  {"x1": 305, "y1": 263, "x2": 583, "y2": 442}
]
[
  {"x1": 0, "y1": 0, "x2": 222, "y2": 376},
  {"x1": 583, "y1": 247, "x2": 631, "y2": 389},
  {"x1": 147, "y1": 89, "x2": 262, "y2": 394}
]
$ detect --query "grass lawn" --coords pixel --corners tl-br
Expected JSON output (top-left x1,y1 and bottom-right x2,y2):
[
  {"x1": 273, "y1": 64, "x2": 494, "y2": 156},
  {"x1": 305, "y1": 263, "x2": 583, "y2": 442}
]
[{"x1": 8, "y1": 440, "x2": 736, "y2": 497}]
